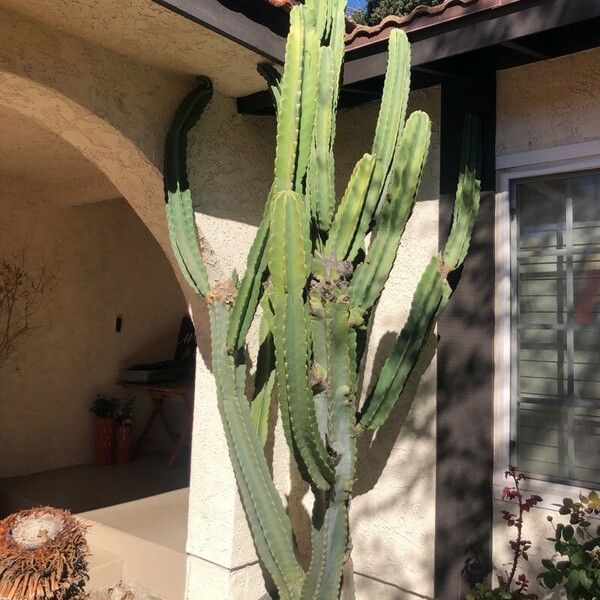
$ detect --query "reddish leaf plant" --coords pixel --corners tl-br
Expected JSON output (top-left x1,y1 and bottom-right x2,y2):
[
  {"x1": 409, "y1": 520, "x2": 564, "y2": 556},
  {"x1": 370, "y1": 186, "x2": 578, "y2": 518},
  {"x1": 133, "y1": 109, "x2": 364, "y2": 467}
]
[{"x1": 466, "y1": 466, "x2": 541, "y2": 600}]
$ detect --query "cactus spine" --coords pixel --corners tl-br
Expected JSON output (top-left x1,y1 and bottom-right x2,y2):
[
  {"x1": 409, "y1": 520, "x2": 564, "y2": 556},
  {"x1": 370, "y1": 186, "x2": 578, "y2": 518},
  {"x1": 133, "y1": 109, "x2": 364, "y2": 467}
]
[{"x1": 164, "y1": 0, "x2": 481, "y2": 596}]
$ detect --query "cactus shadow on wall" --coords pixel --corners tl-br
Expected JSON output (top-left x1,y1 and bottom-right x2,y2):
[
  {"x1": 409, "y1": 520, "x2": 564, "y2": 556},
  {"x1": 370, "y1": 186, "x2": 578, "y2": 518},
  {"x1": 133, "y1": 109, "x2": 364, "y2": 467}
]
[{"x1": 353, "y1": 329, "x2": 437, "y2": 497}]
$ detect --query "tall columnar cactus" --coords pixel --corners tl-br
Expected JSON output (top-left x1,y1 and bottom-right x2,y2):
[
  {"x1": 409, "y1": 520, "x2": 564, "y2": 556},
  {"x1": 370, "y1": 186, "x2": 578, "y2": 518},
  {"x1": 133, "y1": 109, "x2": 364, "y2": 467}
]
[{"x1": 164, "y1": 0, "x2": 481, "y2": 597}]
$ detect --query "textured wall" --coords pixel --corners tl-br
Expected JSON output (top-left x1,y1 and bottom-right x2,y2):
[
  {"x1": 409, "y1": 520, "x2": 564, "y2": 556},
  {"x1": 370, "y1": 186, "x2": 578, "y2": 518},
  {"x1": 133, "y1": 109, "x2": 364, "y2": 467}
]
[
  {"x1": 497, "y1": 47, "x2": 600, "y2": 155},
  {"x1": 0, "y1": 196, "x2": 187, "y2": 477},
  {"x1": 494, "y1": 47, "x2": 600, "y2": 596},
  {"x1": 185, "y1": 87, "x2": 441, "y2": 599},
  {"x1": 0, "y1": 4, "x2": 194, "y2": 271}
]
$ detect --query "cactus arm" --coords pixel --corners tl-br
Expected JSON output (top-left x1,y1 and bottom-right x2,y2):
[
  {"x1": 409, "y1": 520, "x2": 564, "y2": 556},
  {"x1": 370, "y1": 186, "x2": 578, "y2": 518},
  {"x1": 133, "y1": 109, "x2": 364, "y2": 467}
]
[
  {"x1": 371, "y1": 31, "x2": 410, "y2": 173},
  {"x1": 257, "y1": 63, "x2": 282, "y2": 110},
  {"x1": 251, "y1": 292, "x2": 277, "y2": 447},
  {"x1": 358, "y1": 257, "x2": 448, "y2": 430},
  {"x1": 327, "y1": 0, "x2": 346, "y2": 135},
  {"x1": 164, "y1": 77, "x2": 214, "y2": 296},
  {"x1": 342, "y1": 30, "x2": 411, "y2": 261},
  {"x1": 307, "y1": 46, "x2": 336, "y2": 233},
  {"x1": 274, "y1": 8, "x2": 304, "y2": 192},
  {"x1": 296, "y1": 15, "x2": 320, "y2": 191},
  {"x1": 324, "y1": 154, "x2": 378, "y2": 261},
  {"x1": 359, "y1": 115, "x2": 481, "y2": 431},
  {"x1": 442, "y1": 114, "x2": 482, "y2": 270},
  {"x1": 269, "y1": 190, "x2": 335, "y2": 490},
  {"x1": 226, "y1": 185, "x2": 275, "y2": 351},
  {"x1": 209, "y1": 298, "x2": 304, "y2": 599},
  {"x1": 350, "y1": 111, "x2": 432, "y2": 314},
  {"x1": 324, "y1": 31, "x2": 412, "y2": 263}
]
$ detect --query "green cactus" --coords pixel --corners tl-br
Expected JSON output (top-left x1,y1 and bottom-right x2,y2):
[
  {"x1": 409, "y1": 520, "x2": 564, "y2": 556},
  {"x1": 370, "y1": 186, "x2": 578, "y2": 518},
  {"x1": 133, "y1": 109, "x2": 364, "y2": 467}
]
[{"x1": 164, "y1": 0, "x2": 481, "y2": 596}]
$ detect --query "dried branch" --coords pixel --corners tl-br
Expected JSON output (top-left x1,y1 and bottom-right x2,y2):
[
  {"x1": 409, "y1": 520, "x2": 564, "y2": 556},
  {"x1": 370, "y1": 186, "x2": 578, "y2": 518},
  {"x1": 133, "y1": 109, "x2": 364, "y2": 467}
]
[{"x1": 0, "y1": 253, "x2": 55, "y2": 372}]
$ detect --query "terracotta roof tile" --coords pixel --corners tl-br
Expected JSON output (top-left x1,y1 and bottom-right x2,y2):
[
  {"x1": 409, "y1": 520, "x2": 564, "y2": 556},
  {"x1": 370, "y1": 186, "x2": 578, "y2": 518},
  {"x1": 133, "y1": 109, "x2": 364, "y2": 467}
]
[
  {"x1": 260, "y1": 0, "x2": 523, "y2": 48},
  {"x1": 345, "y1": 0, "x2": 480, "y2": 43},
  {"x1": 263, "y1": 0, "x2": 294, "y2": 8}
]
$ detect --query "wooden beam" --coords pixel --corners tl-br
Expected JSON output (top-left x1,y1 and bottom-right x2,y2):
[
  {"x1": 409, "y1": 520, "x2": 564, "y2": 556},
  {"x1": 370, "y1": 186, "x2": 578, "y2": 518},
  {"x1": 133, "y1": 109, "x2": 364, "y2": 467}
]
[
  {"x1": 501, "y1": 40, "x2": 548, "y2": 60},
  {"x1": 150, "y1": 0, "x2": 286, "y2": 64},
  {"x1": 343, "y1": 0, "x2": 600, "y2": 85}
]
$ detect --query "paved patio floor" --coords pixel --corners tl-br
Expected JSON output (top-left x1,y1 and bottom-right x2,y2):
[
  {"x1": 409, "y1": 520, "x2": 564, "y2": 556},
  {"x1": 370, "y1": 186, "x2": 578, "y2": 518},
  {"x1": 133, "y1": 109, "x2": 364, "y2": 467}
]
[{"x1": 0, "y1": 450, "x2": 189, "y2": 518}]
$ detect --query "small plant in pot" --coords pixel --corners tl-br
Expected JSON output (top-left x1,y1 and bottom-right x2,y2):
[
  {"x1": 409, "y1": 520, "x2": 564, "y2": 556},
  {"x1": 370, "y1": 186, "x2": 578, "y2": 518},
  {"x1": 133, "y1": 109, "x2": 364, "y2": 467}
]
[
  {"x1": 90, "y1": 394, "x2": 118, "y2": 466},
  {"x1": 114, "y1": 398, "x2": 135, "y2": 465}
]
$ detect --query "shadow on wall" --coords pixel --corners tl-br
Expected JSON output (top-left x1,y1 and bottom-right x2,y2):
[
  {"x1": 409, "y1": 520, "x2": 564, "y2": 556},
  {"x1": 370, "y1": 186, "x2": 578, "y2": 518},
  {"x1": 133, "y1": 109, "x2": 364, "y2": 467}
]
[{"x1": 436, "y1": 194, "x2": 496, "y2": 596}]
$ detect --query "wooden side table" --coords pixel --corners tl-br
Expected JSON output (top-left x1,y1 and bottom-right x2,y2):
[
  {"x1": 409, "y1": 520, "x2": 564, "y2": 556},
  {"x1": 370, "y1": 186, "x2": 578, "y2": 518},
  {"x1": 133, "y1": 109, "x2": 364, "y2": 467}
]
[{"x1": 119, "y1": 380, "x2": 195, "y2": 468}]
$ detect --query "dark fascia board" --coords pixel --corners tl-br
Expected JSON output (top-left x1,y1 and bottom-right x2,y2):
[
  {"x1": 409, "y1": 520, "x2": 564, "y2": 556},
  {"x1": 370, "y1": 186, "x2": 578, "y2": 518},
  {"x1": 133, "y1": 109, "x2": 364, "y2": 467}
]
[
  {"x1": 150, "y1": 0, "x2": 286, "y2": 64},
  {"x1": 344, "y1": 0, "x2": 600, "y2": 85}
]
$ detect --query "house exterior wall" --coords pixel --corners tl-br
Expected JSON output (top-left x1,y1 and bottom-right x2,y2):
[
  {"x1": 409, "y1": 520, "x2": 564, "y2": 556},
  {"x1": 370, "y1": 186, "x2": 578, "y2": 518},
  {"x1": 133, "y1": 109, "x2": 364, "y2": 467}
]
[
  {"x1": 185, "y1": 86, "x2": 441, "y2": 599},
  {"x1": 494, "y1": 47, "x2": 600, "y2": 595},
  {"x1": 0, "y1": 196, "x2": 187, "y2": 477}
]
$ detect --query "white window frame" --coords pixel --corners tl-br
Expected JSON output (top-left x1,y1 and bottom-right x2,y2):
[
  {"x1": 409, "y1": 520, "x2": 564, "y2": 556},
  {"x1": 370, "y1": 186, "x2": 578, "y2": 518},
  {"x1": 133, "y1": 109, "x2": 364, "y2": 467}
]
[{"x1": 494, "y1": 140, "x2": 600, "y2": 509}]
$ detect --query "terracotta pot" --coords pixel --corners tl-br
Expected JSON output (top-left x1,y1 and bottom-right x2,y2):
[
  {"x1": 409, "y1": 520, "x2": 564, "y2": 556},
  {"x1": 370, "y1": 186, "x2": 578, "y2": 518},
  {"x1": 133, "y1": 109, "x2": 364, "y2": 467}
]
[
  {"x1": 94, "y1": 417, "x2": 115, "y2": 465},
  {"x1": 115, "y1": 424, "x2": 133, "y2": 464}
]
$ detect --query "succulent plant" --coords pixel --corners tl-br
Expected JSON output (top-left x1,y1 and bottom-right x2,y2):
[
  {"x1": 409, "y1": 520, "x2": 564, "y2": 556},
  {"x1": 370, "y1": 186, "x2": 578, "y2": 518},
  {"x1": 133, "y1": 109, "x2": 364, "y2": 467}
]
[
  {"x1": 0, "y1": 507, "x2": 89, "y2": 600},
  {"x1": 164, "y1": 0, "x2": 481, "y2": 597}
]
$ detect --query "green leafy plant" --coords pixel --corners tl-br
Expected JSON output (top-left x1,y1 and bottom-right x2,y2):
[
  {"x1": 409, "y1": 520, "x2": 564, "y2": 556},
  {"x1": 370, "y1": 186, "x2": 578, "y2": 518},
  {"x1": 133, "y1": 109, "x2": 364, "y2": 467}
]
[
  {"x1": 114, "y1": 398, "x2": 135, "y2": 426},
  {"x1": 90, "y1": 394, "x2": 118, "y2": 418},
  {"x1": 538, "y1": 491, "x2": 600, "y2": 599},
  {"x1": 466, "y1": 467, "x2": 541, "y2": 600},
  {"x1": 349, "y1": 0, "x2": 444, "y2": 26},
  {"x1": 164, "y1": 0, "x2": 481, "y2": 596}
]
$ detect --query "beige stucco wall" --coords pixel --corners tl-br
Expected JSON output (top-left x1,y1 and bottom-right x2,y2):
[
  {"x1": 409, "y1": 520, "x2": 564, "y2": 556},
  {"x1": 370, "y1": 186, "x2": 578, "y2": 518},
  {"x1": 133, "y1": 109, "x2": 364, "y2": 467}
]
[
  {"x1": 495, "y1": 47, "x2": 600, "y2": 596},
  {"x1": 0, "y1": 195, "x2": 187, "y2": 477},
  {"x1": 185, "y1": 86, "x2": 441, "y2": 599}
]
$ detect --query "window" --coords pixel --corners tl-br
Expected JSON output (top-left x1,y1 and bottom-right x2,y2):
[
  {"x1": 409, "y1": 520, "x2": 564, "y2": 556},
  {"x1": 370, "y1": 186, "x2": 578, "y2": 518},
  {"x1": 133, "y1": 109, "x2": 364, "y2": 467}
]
[{"x1": 511, "y1": 171, "x2": 600, "y2": 487}]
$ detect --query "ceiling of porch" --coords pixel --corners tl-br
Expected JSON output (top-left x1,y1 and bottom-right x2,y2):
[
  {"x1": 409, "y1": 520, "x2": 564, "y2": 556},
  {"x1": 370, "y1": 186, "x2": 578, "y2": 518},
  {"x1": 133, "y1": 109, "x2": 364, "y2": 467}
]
[{"x1": 0, "y1": 106, "x2": 119, "y2": 205}]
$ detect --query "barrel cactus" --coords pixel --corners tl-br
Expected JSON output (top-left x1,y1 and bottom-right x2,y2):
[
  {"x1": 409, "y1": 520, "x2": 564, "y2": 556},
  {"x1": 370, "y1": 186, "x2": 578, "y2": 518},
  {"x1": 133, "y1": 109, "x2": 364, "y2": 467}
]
[
  {"x1": 0, "y1": 507, "x2": 89, "y2": 599},
  {"x1": 164, "y1": 0, "x2": 481, "y2": 597}
]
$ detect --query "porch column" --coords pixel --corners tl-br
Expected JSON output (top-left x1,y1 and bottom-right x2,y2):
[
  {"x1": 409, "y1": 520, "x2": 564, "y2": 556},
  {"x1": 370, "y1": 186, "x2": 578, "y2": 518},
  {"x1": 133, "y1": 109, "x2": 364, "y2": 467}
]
[
  {"x1": 185, "y1": 320, "x2": 268, "y2": 600},
  {"x1": 435, "y1": 73, "x2": 496, "y2": 599}
]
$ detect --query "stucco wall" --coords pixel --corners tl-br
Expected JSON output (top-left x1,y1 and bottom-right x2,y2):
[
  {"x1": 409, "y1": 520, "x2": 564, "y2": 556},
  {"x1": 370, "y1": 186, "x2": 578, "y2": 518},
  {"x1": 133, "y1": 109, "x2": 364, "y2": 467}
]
[
  {"x1": 0, "y1": 195, "x2": 187, "y2": 477},
  {"x1": 185, "y1": 86, "x2": 441, "y2": 599},
  {"x1": 494, "y1": 47, "x2": 600, "y2": 596}
]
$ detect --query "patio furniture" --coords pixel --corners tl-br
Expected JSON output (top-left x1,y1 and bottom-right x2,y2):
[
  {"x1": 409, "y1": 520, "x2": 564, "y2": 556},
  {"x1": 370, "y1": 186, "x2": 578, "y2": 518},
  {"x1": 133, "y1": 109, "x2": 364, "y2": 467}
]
[{"x1": 120, "y1": 380, "x2": 194, "y2": 468}]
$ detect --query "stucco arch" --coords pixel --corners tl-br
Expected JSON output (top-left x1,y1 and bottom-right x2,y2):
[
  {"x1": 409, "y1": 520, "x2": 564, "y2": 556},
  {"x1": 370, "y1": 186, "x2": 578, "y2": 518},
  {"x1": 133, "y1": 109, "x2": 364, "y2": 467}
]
[{"x1": 0, "y1": 70, "x2": 176, "y2": 271}]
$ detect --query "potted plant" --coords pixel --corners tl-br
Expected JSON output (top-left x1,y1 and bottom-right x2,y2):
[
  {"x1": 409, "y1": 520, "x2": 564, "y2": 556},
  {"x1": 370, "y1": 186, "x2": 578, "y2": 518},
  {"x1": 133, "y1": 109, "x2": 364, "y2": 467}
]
[
  {"x1": 114, "y1": 398, "x2": 135, "y2": 465},
  {"x1": 90, "y1": 394, "x2": 118, "y2": 465}
]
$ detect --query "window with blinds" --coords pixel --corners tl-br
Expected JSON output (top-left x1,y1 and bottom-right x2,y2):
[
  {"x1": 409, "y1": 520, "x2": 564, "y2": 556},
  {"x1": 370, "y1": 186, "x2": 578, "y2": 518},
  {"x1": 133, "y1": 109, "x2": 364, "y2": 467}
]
[{"x1": 513, "y1": 171, "x2": 600, "y2": 487}]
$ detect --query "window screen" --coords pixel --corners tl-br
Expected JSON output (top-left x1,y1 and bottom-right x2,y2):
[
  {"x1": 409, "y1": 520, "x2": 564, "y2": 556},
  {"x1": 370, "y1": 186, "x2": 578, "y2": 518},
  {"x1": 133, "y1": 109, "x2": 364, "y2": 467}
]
[{"x1": 513, "y1": 172, "x2": 600, "y2": 487}]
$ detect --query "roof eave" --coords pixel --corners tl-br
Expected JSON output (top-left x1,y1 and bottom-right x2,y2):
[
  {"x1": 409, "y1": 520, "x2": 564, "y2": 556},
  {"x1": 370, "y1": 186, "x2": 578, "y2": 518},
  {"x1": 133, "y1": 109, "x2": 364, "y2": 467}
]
[{"x1": 343, "y1": 0, "x2": 600, "y2": 85}]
